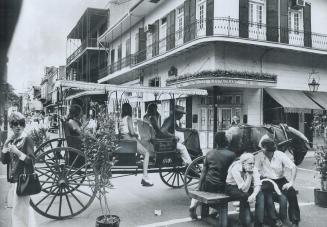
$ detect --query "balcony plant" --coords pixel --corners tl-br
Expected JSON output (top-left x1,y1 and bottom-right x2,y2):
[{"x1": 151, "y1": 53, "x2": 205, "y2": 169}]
[
  {"x1": 314, "y1": 145, "x2": 327, "y2": 207},
  {"x1": 81, "y1": 106, "x2": 120, "y2": 227}
]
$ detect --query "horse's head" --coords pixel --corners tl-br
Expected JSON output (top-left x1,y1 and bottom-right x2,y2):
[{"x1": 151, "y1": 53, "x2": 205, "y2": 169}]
[{"x1": 284, "y1": 125, "x2": 310, "y2": 165}]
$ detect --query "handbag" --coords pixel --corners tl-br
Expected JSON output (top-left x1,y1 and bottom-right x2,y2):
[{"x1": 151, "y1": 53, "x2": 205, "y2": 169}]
[{"x1": 16, "y1": 164, "x2": 41, "y2": 196}]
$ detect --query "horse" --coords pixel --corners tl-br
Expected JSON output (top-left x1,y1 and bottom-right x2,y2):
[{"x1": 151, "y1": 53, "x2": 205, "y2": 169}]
[{"x1": 225, "y1": 124, "x2": 310, "y2": 165}]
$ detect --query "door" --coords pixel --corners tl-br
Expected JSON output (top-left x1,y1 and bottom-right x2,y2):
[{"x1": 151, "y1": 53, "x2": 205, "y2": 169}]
[
  {"x1": 248, "y1": 0, "x2": 266, "y2": 40},
  {"x1": 196, "y1": 0, "x2": 206, "y2": 37}
]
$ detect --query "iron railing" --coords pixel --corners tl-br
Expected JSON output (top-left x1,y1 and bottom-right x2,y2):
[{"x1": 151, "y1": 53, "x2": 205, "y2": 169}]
[
  {"x1": 66, "y1": 38, "x2": 99, "y2": 65},
  {"x1": 99, "y1": 17, "x2": 327, "y2": 79}
]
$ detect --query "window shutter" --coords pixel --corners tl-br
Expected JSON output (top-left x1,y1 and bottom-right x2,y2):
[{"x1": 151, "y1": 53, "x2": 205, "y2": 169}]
[
  {"x1": 126, "y1": 38, "x2": 131, "y2": 65},
  {"x1": 303, "y1": 3, "x2": 312, "y2": 47},
  {"x1": 152, "y1": 20, "x2": 159, "y2": 56},
  {"x1": 184, "y1": 0, "x2": 190, "y2": 43},
  {"x1": 170, "y1": 10, "x2": 176, "y2": 49},
  {"x1": 186, "y1": 96, "x2": 192, "y2": 128},
  {"x1": 166, "y1": 10, "x2": 176, "y2": 51},
  {"x1": 138, "y1": 27, "x2": 146, "y2": 63},
  {"x1": 189, "y1": 0, "x2": 196, "y2": 40},
  {"x1": 266, "y1": 0, "x2": 279, "y2": 42},
  {"x1": 206, "y1": 0, "x2": 214, "y2": 36},
  {"x1": 239, "y1": 0, "x2": 249, "y2": 38},
  {"x1": 280, "y1": 0, "x2": 289, "y2": 44}
]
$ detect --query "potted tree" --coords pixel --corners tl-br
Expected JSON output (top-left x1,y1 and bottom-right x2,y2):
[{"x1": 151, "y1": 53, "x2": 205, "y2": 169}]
[
  {"x1": 81, "y1": 107, "x2": 120, "y2": 227},
  {"x1": 29, "y1": 127, "x2": 49, "y2": 148},
  {"x1": 314, "y1": 145, "x2": 327, "y2": 207}
]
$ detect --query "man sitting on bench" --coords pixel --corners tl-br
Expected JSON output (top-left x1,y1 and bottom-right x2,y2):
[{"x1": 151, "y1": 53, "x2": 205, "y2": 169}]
[
  {"x1": 225, "y1": 153, "x2": 264, "y2": 227},
  {"x1": 188, "y1": 132, "x2": 236, "y2": 220}
]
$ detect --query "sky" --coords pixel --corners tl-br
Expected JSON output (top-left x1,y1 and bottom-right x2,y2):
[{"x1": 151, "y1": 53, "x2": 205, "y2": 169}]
[{"x1": 7, "y1": 0, "x2": 109, "y2": 93}]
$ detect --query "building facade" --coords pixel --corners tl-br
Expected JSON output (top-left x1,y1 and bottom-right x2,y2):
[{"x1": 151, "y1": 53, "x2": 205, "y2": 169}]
[{"x1": 96, "y1": 0, "x2": 327, "y2": 148}]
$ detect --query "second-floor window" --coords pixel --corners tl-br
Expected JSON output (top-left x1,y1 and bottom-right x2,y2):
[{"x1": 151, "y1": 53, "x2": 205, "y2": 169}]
[
  {"x1": 148, "y1": 77, "x2": 160, "y2": 87},
  {"x1": 199, "y1": 3, "x2": 205, "y2": 29},
  {"x1": 288, "y1": 9, "x2": 303, "y2": 34},
  {"x1": 176, "y1": 6, "x2": 184, "y2": 40},
  {"x1": 249, "y1": 0, "x2": 264, "y2": 28}
]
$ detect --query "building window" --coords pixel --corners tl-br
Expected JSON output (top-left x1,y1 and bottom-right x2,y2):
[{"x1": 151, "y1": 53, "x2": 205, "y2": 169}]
[
  {"x1": 176, "y1": 98, "x2": 186, "y2": 128},
  {"x1": 288, "y1": 9, "x2": 303, "y2": 34},
  {"x1": 176, "y1": 5, "x2": 184, "y2": 40},
  {"x1": 249, "y1": 0, "x2": 264, "y2": 28},
  {"x1": 148, "y1": 77, "x2": 160, "y2": 87},
  {"x1": 199, "y1": 3, "x2": 205, "y2": 29}
]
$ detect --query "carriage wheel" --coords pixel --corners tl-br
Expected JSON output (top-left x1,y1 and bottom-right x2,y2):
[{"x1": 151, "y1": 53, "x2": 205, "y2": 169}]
[
  {"x1": 159, "y1": 166, "x2": 191, "y2": 188},
  {"x1": 30, "y1": 147, "x2": 98, "y2": 220},
  {"x1": 35, "y1": 138, "x2": 66, "y2": 156},
  {"x1": 184, "y1": 156, "x2": 205, "y2": 198}
]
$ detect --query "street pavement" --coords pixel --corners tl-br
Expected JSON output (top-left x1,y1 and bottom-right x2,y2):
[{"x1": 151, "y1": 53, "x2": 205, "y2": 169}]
[{"x1": 1, "y1": 147, "x2": 327, "y2": 227}]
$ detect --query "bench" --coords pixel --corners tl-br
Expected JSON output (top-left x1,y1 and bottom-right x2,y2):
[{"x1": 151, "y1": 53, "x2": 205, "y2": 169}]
[{"x1": 188, "y1": 190, "x2": 236, "y2": 227}]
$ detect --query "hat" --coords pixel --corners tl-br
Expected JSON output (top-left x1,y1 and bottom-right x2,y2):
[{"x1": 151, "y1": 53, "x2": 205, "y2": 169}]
[{"x1": 174, "y1": 105, "x2": 186, "y2": 114}]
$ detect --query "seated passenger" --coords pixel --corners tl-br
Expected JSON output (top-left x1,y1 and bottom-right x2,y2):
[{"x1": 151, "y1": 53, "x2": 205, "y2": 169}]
[
  {"x1": 188, "y1": 132, "x2": 236, "y2": 223},
  {"x1": 120, "y1": 103, "x2": 153, "y2": 187},
  {"x1": 143, "y1": 103, "x2": 169, "y2": 139},
  {"x1": 161, "y1": 105, "x2": 193, "y2": 166},
  {"x1": 226, "y1": 153, "x2": 264, "y2": 227}
]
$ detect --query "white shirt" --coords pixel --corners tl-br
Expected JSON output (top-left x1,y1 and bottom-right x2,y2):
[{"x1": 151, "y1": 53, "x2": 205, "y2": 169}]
[
  {"x1": 255, "y1": 150, "x2": 296, "y2": 180},
  {"x1": 226, "y1": 160, "x2": 261, "y2": 192}
]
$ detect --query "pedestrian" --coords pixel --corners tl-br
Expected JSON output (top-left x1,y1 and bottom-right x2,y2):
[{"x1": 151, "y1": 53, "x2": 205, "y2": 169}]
[
  {"x1": 225, "y1": 153, "x2": 264, "y2": 227},
  {"x1": 255, "y1": 137, "x2": 300, "y2": 227},
  {"x1": 188, "y1": 132, "x2": 236, "y2": 225},
  {"x1": 161, "y1": 105, "x2": 193, "y2": 166},
  {"x1": 120, "y1": 102, "x2": 153, "y2": 186},
  {"x1": 1, "y1": 112, "x2": 38, "y2": 227}
]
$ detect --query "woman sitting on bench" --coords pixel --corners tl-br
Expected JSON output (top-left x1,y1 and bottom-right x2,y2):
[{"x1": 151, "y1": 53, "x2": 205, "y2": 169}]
[{"x1": 120, "y1": 103, "x2": 153, "y2": 187}]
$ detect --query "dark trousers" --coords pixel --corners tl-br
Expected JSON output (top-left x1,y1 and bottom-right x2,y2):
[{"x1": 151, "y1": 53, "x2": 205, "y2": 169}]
[
  {"x1": 273, "y1": 177, "x2": 300, "y2": 224},
  {"x1": 225, "y1": 184, "x2": 264, "y2": 227}
]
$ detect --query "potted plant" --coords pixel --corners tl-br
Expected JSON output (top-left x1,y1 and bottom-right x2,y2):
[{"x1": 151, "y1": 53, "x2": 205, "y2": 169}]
[
  {"x1": 81, "y1": 107, "x2": 120, "y2": 227},
  {"x1": 314, "y1": 145, "x2": 327, "y2": 207}
]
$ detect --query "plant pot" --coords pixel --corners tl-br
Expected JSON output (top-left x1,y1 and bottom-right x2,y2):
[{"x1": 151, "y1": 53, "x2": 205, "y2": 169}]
[
  {"x1": 314, "y1": 188, "x2": 327, "y2": 208},
  {"x1": 95, "y1": 215, "x2": 120, "y2": 227}
]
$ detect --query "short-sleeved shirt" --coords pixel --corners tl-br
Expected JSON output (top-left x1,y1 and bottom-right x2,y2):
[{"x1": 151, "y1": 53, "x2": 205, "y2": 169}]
[
  {"x1": 255, "y1": 150, "x2": 296, "y2": 180},
  {"x1": 204, "y1": 148, "x2": 236, "y2": 187},
  {"x1": 226, "y1": 160, "x2": 261, "y2": 192}
]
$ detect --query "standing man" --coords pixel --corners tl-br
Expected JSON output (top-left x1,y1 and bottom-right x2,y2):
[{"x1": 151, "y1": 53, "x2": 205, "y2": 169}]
[
  {"x1": 255, "y1": 138, "x2": 300, "y2": 227},
  {"x1": 188, "y1": 132, "x2": 236, "y2": 226}
]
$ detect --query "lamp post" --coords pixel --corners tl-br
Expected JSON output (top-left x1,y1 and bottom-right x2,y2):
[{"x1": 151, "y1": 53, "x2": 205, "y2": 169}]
[{"x1": 308, "y1": 70, "x2": 320, "y2": 92}]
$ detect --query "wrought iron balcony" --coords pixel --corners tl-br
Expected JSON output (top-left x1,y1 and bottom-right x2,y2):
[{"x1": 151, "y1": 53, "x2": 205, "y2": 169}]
[
  {"x1": 66, "y1": 38, "x2": 98, "y2": 65},
  {"x1": 99, "y1": 17, "x2": 327, "y2": 79}
]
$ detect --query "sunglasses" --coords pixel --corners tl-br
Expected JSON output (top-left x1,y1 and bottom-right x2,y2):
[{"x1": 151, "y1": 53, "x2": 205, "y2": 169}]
[{"x1": 10, "y1": 120, "x2": 25, "y2": 127}]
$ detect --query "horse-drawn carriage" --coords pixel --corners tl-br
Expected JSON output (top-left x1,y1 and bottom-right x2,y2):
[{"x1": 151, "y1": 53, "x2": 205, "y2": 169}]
[{"x1": 29, "y1": 80, "x2": 207, "y2": 220}]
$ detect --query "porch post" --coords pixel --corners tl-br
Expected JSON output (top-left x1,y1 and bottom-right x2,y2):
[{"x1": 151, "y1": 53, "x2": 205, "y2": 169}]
[{"x1": 213, "y1": 86, "x2": 218, "y2": 148}]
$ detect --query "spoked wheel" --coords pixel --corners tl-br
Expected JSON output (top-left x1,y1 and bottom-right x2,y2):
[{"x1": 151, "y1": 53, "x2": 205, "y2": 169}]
[
  {"x1": 35, "y1": 138, "x2": 66, "y2": 157},
  {"x1": 30, "y1": 147, "x2": 98, "y2": 220},
  {"x1": 184, "y1": 156, "x2": 205, "y2": 198},
  {"x1": 159, "y1": 166, "x2": 191, "y2": 188}
]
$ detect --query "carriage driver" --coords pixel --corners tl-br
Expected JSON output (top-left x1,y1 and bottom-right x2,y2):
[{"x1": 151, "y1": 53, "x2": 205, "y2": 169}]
[
  {"x1": 255, "y1": 138, "x2": 300, "y2": 227},
  {"x1": 161, "y1": 105, "x2": 194, "y2": 166}
]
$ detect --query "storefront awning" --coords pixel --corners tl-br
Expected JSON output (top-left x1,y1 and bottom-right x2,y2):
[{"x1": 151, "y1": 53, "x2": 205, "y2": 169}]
[
  {"x1": 265, "y1": 89, "x2": 323, "y2": 113},
  {"x1": 305, "y1": 92, "x2": 327, "y2": 110}
]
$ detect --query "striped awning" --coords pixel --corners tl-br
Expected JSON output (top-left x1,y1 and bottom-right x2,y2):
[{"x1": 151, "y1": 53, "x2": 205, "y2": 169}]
[
  {"x1": 66, "y1": 90, "x2": 106, "y2": 101},
  {"x1": 265, "y1": 89, "x2": 323, "y2": 113}
]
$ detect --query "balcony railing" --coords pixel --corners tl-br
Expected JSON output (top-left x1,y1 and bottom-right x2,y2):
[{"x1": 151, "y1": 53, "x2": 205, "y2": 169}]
[
  {"x1": 66, "y1": 38, "x2": 99, "y2": 65},
  {"x1": 99, "y1": 17, "x2": 327, "y2": 80}
]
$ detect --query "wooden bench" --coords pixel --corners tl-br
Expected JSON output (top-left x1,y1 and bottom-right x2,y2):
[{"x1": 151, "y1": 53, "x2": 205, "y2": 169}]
[{"x1": 189, "y1": 190, "x2": 236, "y2": 227}]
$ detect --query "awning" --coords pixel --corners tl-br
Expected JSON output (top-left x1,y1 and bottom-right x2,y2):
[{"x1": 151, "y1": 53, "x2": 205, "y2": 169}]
[
  {"x1": 265, "y1": 89, "x2": 323, "y2": 113},
  {"x1": 66, "y1": 90, "x2": 106, "y2": 101},
  {"x1": 55, "y1": 80, "x2": 208, "y2": 96},
  {"x1": 305, "y1": 92, "x2": 327, "y2": 110}
]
